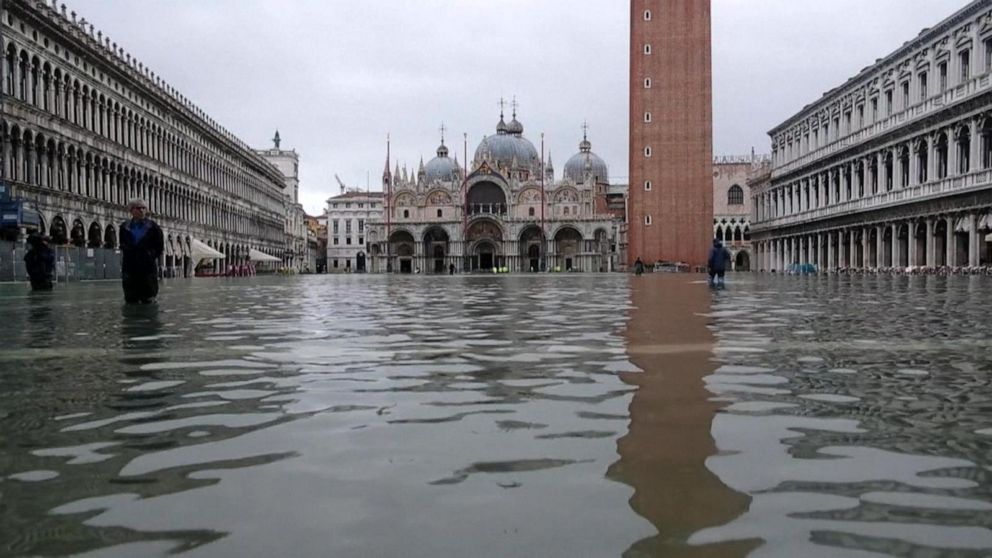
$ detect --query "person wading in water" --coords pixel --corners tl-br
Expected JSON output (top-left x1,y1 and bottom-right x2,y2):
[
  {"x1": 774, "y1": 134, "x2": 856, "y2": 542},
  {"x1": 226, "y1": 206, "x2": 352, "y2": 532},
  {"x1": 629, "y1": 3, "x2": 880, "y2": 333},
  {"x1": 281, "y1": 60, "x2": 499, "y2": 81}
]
[{"x1": 119, "y1": 199, "x2": 164, "y2": 304}]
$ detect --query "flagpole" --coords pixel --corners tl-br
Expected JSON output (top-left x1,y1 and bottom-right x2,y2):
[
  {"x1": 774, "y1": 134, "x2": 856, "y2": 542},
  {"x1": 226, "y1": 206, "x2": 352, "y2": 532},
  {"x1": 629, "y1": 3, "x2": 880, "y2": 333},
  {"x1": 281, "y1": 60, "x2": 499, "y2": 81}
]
[{"x1": 540, "y1": 132, "x2": 546, "y2": 272}]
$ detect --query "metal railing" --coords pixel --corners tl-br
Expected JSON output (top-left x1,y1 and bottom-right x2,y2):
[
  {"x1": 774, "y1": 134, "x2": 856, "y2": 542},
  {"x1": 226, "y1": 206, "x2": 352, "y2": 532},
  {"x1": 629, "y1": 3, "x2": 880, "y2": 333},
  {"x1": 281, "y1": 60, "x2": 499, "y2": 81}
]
[{"x1": 0, "y1": 241, "x2": 122, "y2": 282}]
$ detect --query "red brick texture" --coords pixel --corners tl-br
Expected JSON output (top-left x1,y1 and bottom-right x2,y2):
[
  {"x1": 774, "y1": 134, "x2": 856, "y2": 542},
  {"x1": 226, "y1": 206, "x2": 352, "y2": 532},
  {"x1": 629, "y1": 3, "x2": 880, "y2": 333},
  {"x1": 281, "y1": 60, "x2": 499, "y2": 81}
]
[{"x1": 628, "y1": 0, "x2": 713, "y2": 269}]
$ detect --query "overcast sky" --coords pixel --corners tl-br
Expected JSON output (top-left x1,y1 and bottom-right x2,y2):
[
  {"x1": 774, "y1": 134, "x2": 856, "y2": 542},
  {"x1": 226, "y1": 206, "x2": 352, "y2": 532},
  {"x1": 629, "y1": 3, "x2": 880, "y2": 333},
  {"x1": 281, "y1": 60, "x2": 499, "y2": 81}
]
[{"x1": 70, "y1": 0, "x2": 968, "y2": 214}]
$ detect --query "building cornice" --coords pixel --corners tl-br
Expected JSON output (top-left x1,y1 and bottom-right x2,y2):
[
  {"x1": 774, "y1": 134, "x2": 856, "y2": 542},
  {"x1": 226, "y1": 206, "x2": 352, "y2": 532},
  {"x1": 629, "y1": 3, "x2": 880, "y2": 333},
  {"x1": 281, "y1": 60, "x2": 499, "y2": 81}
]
[{"x1": 769, "y1": 0, "x2": 991, "y2": 137}]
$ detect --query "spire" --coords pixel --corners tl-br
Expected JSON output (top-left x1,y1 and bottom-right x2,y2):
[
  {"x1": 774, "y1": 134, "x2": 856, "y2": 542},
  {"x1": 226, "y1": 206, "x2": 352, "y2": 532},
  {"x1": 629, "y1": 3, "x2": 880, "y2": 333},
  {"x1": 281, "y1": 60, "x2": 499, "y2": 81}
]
[
  {"x1": 579, "y1": 121, "x2": 592, "y2": 153},
  {"x1": 382, "y1": 133, "x2": 391, "y2": 186},
  {"x1": 496, "y1": 98, "x2": 508, "y2": 134},
  {"x1": 272, "y1": 130, "x2": 281, "y2": 150},
  {"x1": 508, "y1": 96, "x2": 523, "y2": 135}
]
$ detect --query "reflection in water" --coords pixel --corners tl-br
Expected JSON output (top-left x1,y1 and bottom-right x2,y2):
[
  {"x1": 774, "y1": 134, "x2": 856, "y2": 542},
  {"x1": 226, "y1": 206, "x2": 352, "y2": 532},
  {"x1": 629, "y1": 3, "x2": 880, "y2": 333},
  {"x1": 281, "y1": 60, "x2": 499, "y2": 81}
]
[
  {"x1": 694, "y1": 274, "x2": 992, "y2": 557},
  {"x1": 0, "y1": 276, "x2": 648, "y2": 557},
  {"x1": 610, "y1": 275, "x2": 757, "y2": 557},
  {"x1": 3, "y1": 274, "x2": 992, "y2": 557}
]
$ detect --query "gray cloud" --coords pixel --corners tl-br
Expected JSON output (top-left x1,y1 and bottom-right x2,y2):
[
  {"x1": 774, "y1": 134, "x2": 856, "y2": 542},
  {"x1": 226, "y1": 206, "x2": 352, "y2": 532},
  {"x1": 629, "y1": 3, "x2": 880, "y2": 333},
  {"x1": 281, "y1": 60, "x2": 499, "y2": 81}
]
[{"x1": 70, "y1": 0, "x2": 967, "y2": 214}]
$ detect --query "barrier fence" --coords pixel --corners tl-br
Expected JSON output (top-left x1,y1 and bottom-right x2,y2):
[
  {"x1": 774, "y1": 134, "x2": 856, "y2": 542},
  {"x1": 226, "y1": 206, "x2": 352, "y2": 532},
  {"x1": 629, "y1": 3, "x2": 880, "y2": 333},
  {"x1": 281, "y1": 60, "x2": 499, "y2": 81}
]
[{"x1": 0, "y1": 240, "x2": 122, "y2": 282}]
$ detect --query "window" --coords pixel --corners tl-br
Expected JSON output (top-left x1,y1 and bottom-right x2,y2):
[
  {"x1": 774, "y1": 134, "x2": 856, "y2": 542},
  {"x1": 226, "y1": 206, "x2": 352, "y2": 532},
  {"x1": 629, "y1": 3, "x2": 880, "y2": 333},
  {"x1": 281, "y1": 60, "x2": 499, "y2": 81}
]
[
  {"x1": 345, "y1": 260, "x2": 351, "y2": 269},
  {"x1": 357, "y1": 203, "x2": 363, "y2": 208},
  {"x1": 644, "y1": 77, "x2": 651, "y2": 88},
  {"x1": 333, "y1": 259, "x2": 338, "y2": 268},
  {"x1": 564, "y1": 206, "x2": 570, "y2": 216},
  {"x1": 885, "y1": 90, "x2": 892, "y2": 116},
  {"x1": 644, "y1": 112, "x2": 652, "y2": 123},
  {"x1": 985, "y1": 38, "x2": 992, "y2": 72},
  {"x1": 960, "y1": 49, "x2": 971, "y2": 81},
  {"x1": 359, "y1": 237, "x2": 364, "y2": 245},
  {"x1": 345, "y1": 203, "x2": 351, "y2": 209},
  {"x1": 901, "y1": 81, "x2": 910, "y2": 108},
  {"x1": 644, "y1": 146, "x2": 652, "y2": 157},
  {"x1": 643, "y1": 9, "x2": 651, "y2": 20},
  {"x1": 332, "y1": 203, "x2": 338, "y2": 209},
  {"x1": 333, "y1": 238, "x2": 339, "y2": 245},
  {"x1": 644, "y1": 215, "x2": 652, "y2": 226},
  {"x1": 528, "y1": 207, "x2": 535, "y2": 217},
  {"x1": 919, "y1": 72, "x2": 928, "y2": 100},
  {"x1": 857, "y1": 104, "x2": 864, "y2": 127},
  {"x1": 358, "y1": 219, "x2": 364, "y2": 233},
  {"x1": 644, "y1": 180, "x2": 652, "y2": 191},
  {"x1": 939, "y1": 61, "x2": 948, "y2": 89},
  {"x1": 345, "y1": 220, "x2": 352, "y2": 233},
  {"x1": 844, "y1": 111, "x2": 851, "y2": 134},
  {"x1": 728, "y1": 185, "x2": 744, "y2": 205},
  {"x1": 370, "y1": 203, "x2": 377, "y2": 209},
  {"x1": 436, "y1": 209, "x2": 442, "y2": 218},
  {"x1": 870, "y1": 98, "x2": 878, "y2": 122},
  {"x1": 644, "y1": 44, "x2": 651, "y2": 55},
  {"x1": 346, "y1": 237, "x2": 352, "y2": 245},
  {"x1": 332, "y1": 220, "x2": 339, "y2": 234},
  {"x1": 403, "y1": 209, "x2": 409, "y2": 218}
]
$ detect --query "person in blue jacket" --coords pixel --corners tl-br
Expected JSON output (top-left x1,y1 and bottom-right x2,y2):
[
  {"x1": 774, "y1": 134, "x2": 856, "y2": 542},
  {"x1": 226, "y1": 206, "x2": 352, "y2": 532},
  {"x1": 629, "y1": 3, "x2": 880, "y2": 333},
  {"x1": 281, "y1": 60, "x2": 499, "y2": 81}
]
[
  {"x1": 119, "y1": 199, "x2": 164, "y2": 304},
  {"x1": 707, "y1": 239, "x2": 730, "y2": 288}
]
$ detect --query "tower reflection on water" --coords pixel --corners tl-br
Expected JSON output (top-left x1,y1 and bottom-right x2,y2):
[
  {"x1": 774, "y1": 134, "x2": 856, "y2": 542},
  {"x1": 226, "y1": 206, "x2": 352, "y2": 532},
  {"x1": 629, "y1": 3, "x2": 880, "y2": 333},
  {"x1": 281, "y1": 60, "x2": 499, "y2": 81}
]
[{"x1": 610, "y1": 275, "x2": 759, "y2": 557}]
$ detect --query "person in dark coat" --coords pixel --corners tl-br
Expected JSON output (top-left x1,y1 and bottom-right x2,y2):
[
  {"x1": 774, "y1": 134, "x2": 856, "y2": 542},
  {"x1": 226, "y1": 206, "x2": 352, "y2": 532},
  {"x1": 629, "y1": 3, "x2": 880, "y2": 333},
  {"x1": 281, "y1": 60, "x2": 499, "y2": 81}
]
[
  {"x1": 119, "y1": 199, "x2": 164, "y2": 304},
  {"x1": 23, "y1": 233, "x2": 55, "y2": 291},
  {"x1": 707, "y1": 239, "x2": 730, "y2": 287},
  {"x1": 633, "y1": 257, "x2": 645, "y2": 276}
]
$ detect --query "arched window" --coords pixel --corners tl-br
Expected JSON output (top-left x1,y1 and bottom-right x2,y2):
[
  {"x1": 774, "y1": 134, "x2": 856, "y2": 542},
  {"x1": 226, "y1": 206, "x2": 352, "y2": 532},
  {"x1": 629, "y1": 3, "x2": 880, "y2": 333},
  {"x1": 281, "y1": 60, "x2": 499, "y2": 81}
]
[
  {"x1": 403, "y1": 209, "x2": 409, "y2": 218},
  {"x1": 528, "y1": 207, "x2": 535, "y2": 217},
  {"x1": 436, "y1": 208, "x2": 443, "y2": 218},
  {"x1": 727, "y1": 184, "x2": 744, "y2": 205}
]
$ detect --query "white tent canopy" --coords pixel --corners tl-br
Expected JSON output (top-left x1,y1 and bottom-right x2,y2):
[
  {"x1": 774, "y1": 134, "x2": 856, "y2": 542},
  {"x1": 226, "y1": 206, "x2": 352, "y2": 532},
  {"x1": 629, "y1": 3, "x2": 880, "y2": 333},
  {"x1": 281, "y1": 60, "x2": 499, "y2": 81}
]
[
  {"x1": 249, "y1": 248, "x2": 281, "y2": 263},
  {"x1": 190, "y1": 238, "x2": 225, "y2": 262}
]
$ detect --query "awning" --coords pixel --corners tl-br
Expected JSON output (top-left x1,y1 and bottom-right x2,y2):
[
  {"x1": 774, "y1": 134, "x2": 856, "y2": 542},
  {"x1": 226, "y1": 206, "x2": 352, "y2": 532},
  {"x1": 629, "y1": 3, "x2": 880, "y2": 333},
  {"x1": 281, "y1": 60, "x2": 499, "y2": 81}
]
[
  {"x1": 986, "y1": 233, "x2": 992, "y2": 242},
  {"x1": 190, "y1": 238, "x2": 225, "y2": 261},
  {"x1": 249, "y1": 248, "x2": 281, "y2": 262}
]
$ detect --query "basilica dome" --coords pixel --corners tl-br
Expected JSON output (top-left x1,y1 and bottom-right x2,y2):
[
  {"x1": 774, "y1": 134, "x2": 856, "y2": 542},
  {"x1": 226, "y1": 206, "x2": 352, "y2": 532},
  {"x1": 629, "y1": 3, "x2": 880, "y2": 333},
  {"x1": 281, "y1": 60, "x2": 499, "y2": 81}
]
[
  {"x1": 474, "y1": 116, "x2": 539, "y2": 172},
  {"x1": 563, "y1": 135, "x2": 609, "y2": 184},
  {"x1": 424, "y1": 142, "x2": 460, "y2": 183}
]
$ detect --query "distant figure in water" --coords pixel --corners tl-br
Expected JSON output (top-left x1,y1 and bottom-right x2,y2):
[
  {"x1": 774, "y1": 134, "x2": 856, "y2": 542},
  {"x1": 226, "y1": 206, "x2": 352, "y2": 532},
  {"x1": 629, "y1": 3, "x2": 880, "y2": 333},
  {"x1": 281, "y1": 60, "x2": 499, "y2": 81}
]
[
  {"x1": 23, "y1": 233, "x2": 55, "y2": 291},
  {"x1": 449, "y1": 263, "x2": 455, "y2": 275},
  {"x1": 707, "y1": 239, "x2": 730, "y2": 288},
  {"x1": 633, "y1": 257, "x2": 645, "y2": 276},
  {"x1": 119, "y1": 198, "x2": 164, "y2": 304}
]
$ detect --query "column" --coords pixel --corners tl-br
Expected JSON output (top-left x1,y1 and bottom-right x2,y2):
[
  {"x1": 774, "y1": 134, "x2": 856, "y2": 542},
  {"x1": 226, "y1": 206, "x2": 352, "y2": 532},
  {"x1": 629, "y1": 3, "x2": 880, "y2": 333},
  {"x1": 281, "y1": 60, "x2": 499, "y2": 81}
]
[
  {"x1": 26, "y1": 143, "x2": 36, "y2": 185},
  {"x1": 907, "y1": 222, "x2": 916, "y2": 267},
  {"x1": 861, "y1": 227, "x2": 870, "y2": 268},
  {"x1": 946, "y1": 217, "x2": 957, "y2": 267},
  {"x1": 827, "y1": 232, "x2": 835, "y2": 270},
  {"x1": 807, "y1": 236, "x2": 813, "y2": 265},
  {"x1": 909, "y1": 144, "x2": 919, "y2": 186},
  {"x1": 970, "y1": 118, "x2": 981, "y2": 175},
  {"x1": 891, "y1": 222, "x2": 900, "y2": 267},
  {"x1": 849, "y1": 230, "x2": 857, "y2": 267},
  {"x1": 876, "y1": 225, "x2": 884, "y2": 268},
  {"x1": 969, "y1": 213, "x2": 980, "y2": 266},
  {"x1": 926, "y1": 218, "x2": 936, "y2": 267},
  {"x1": 817, "y1": 233, "x2": 825, "y2": 270}
]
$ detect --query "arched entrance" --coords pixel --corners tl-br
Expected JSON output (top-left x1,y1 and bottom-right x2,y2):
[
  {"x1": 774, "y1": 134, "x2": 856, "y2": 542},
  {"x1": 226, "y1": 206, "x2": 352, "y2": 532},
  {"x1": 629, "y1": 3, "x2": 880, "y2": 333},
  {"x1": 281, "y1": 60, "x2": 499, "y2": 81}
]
[
  {"x1": 423, "y1": 227, "x2": 450, "y2": 273},
  {"x1": 104, "y1": 224, "x2": 117, "y2": 249},
  {"x1": 518, "y1": 225, "x2": 545, "y2": 272},
  {"x1": 554, "y1": 226, "x2": 582, "y2": 271},
  {"x1": 735, "y1": 250, "x2": 751, "y2": 271},
  {"x1": 70, "y1": 219, "x2": 85, "y2": 247},
  {"x1": 50, "y1": 216, "x2": 67, "y2": 245},
  {"x1": 465, "y1": 219, "x2": 503, "y2": 271},
  {"x1": 466, "y1": 181, "x2": 507, "y2": 216},
  {"x1": 934, "y1": 219, "x2": 948, "y2": 266},
  {"x1": 87, "y1": 221, "x2": 102, "y2": 248},
  {"x1": 389, "y1": 230, "x2": 415, "y2": 273}
]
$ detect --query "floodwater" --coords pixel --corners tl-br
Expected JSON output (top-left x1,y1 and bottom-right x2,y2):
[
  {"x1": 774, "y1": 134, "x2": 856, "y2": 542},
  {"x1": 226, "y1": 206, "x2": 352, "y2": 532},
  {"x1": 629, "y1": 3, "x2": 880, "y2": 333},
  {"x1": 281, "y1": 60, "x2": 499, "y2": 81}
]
[{"x1": 0, "y1": 274, "x2": 990, "y2": 558}]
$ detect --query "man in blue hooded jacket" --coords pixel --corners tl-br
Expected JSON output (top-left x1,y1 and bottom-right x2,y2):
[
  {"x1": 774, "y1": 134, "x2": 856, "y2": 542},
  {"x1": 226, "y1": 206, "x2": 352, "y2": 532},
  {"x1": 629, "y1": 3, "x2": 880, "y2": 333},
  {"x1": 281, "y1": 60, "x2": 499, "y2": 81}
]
[
  {"x1": 707, "y1": 239, "x2": 730, "y2": 287},
  {"x1": 119, "y1": 199, "x2": 164, "y2": 304}
]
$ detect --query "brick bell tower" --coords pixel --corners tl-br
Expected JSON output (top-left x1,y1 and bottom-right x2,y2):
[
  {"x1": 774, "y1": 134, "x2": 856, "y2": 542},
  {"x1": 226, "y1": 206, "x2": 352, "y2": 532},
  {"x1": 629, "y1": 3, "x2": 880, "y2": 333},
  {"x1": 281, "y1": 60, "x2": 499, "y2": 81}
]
[{"x1": 628, "y1": 0, "x2": 713, "y2": 269}]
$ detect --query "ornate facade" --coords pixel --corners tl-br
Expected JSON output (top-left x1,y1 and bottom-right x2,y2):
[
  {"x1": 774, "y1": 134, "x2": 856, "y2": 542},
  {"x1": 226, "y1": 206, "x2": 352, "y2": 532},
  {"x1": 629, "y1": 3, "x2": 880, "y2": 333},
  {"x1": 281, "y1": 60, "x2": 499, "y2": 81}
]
[
  {"x1": 325, "y1": 189, "x2": 383, "y2": 272},
  {"x1": 752, "y1": 0, "x2": 992, "y2": 272},
  {"x1": 1, "y1": 0, "x2": 286, "y2": 276},
  {"x1": 713, "y1": 155, "x2": 764, "y2": 271},
  {"x1": 367, "y1": 110, "x2": 619, "y2": 273}
]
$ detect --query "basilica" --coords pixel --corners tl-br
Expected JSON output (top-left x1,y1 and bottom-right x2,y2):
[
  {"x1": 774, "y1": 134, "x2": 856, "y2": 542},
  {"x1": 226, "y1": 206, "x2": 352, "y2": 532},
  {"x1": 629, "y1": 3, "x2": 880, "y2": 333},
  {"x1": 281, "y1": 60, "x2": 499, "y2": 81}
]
[{"x1": 365, "y1": 109, "x2": 620, "y2": 273}]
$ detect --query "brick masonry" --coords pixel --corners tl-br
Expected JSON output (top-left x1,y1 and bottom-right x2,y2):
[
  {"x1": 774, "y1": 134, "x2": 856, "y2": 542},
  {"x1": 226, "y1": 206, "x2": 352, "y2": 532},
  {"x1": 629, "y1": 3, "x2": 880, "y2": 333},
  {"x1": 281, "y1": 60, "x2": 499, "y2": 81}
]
[{"x1": 628, "y1": 0, "x2": 713, "y2": 268}]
